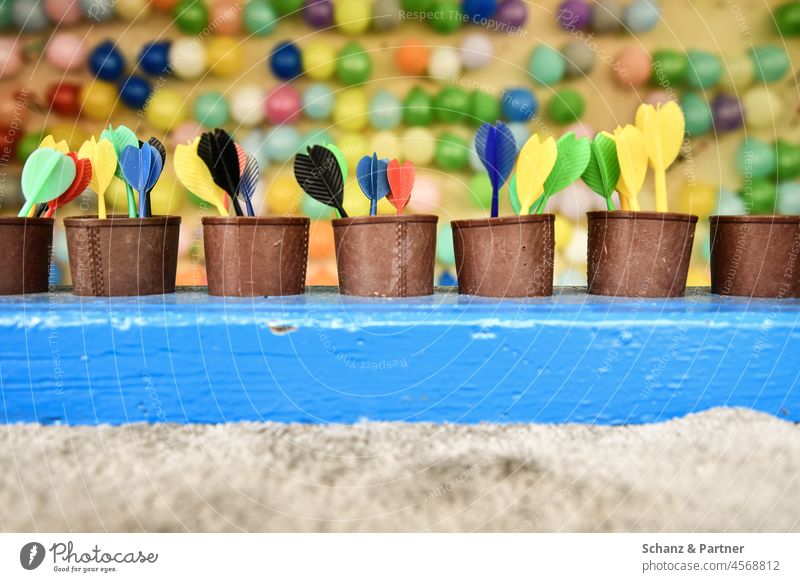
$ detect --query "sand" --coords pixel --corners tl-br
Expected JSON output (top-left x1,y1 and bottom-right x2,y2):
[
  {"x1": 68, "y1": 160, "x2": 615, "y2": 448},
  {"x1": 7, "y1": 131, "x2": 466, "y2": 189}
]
[{"x1": 1, "y1": 407, "x2": 798, "y2": 532}]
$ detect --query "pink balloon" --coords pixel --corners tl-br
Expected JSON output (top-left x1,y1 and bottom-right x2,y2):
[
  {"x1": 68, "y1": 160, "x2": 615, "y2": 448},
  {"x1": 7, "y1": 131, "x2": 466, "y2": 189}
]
[
  {"x1": 563, "y1": 122, "x2": 594, "y2": 140},
  {"x1": 265, "y1": 85, "x2": 302, "y2": 125},
  {"x1": 45, "y1": 33, "x2": 87, "y2": 72},
  {"x1": 409, "y1": 175, "x2": 441, "y2": 213},
  {"x1": 211, "y1": 0, "x2": 241, "y2": 35},
  {"x1": 0, "y1": 39, "x2": 22, "y2": 80},
  {"x1": 644, "y1": 90, "x2": 675, "y2": 106},
  {"x1": 613, "y1": 46, "x2": 652, "y2": 87},
  {"x1": 548, "y1": 181, "x2": 607, "y2": 219},
  {"x1": 44, "y1": 0, "x2": 83, "y2": 25},
  {"x1": 169, "y1": 121, "x2": 203, "y2": 150}
]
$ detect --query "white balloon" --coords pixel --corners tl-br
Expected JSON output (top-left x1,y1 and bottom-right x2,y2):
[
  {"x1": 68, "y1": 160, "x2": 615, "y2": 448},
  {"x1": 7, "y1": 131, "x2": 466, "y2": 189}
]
[
  {"x1": 170, "y1": 38, "x2": 206, "y2": 80},
  {"x1": 428, "y1": 47, "x2": 461, "y2": 82},
  {"x1": 230, "y1": 85, "x2": 266, "y2": 127},
  {"x1": 460, "y1": 33, "x2": 493, "y2": 70}
]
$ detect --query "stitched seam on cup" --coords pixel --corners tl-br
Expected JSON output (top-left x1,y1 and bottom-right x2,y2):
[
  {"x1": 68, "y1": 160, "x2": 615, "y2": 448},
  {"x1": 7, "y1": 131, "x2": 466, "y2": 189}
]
[
  {"x1": 300, "y1": 222, "x2": 309, "y2": 293},
  {"x1": 89, "y1": 226, "x2": 103, "y2": 295}
]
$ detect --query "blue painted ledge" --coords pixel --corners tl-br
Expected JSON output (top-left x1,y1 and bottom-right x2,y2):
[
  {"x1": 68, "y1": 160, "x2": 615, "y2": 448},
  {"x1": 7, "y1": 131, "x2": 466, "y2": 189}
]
[{"x1": 1, "y1": 287, "x2": 798, "y2": 426}]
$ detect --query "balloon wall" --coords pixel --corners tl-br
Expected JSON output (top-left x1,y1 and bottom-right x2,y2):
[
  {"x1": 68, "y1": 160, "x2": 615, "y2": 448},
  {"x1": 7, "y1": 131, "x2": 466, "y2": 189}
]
[{"x1": 1, "y1": 0, "x2": 799, "y2": 287}]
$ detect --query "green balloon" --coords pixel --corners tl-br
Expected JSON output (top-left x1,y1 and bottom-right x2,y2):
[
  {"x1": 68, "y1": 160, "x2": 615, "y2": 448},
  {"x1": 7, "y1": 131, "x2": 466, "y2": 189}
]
[
  {"x1": 468, "y1": 173, "x2": 493, "y2": 210},
  {"x1": 737, "y1": 138, "x2": 776, "y2": 179},
  {"x1": 528, "y1": 46, "x2": 566, "y2": 87},
  {"x1": 0, "y1": 0, "x2": 12, "y2": 29},
  {"x1": 686, "y1": 50, "x2": 722, "y2": 89},
  {"x1": 750, "y1": 45, "x2": 789, "y2": 83},
  {"x1": 402, "y1": 0, "x2": 434, "y2": 10},
  {"x1": 194, "y1": 91, "x2": 230, "y2": 127},
  {"x1": 547, "y1": 88, "x2": 586, "y2": 124},
  {"x1": 651, "y1": 49, "x2": 688, "y2": 86},
  {"x1": 469, "y1": 90, "x2": 500, "y2": 126},
  {"x1": 680, "y1": 92, "x2": 712, "y2": 136},
  {"x1": 436, "y1": 224, "x2": 455, "y2": 265},
  {"x1": 272, "y1": 0, "x2": 303, "y2": 15},
  {"x1": 434, "y1": 86, "x2": 470, "y2": 124},
  {"x1": 435, "y1": 132, "x2": 469, "y2": 171},
  {"x1": 302, "y1": 194, "x2": 334, "y2": 219},
  {"x1": 776, "y1": 139, "x2": 800, "y2": 180},
  {"x1": 243, "y1": 0, "x2": 277, "y2": 36},
  {"x1": 775, "y1": 2, "x2": 800, "y2": 36},
  {"x1": 741, "y1": 179, "x2": 777, "y2": 214},
  {"x1": 430, "y1": 1, "x2": 463, "y2": 33},
  {"x1": 403, "y1": 87, "x2": 434, "y2": 127},
  {"x1": 16, "y1": 131, "x2": 47, "y2": 164},
  {"x1": 336, "y1": 42, "x2": 372, "y2": 86},
  {"x1": 173, "y1": 0, "x2": 208, "y2": 34}
]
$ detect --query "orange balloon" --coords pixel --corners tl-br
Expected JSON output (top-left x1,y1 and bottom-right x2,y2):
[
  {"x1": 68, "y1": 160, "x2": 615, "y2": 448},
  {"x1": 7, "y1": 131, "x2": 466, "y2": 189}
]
[
  {"x1": 151, "y1": 0, "x2": 178, "y2": 10},
  {"x1": 306, "y1": 264, "x2": 338, "y2": 286},
  {"x1": 308, "y1": 220, "x2": 335, "y2": 259},
  {"x1": 394, "y1": 38, "x2": 429, "y2": 76}
]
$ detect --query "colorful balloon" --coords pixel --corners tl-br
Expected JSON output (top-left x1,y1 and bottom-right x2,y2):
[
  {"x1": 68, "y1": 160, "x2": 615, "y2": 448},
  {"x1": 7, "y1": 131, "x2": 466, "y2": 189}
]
[
  {"x1": 115, "y1": 0, "x2": 151, "y2": 20},
  {"x1": 211, "y1": 0, "x2": 243, "y2": 34},
  {"x1": 337, "y1": 41, "x2": 372, "y2": 85},
  {"x1": 741, "y1": 179, "x2": 777, "y2": 214},
  {"x1": 468, "y1": 173, "x2": 493, "y2": 210},
  {"x1": 335, "y1": 0, "x2": 370, "y2": 34},
  {"x1": 302, "y1": 83, "x2": 334, "y2": 120},
  {"x1": 562, "y1": 41, "x2": 596, "y2": 77},
  {"x1": 119, "y1": 75, "x2": 152, "y2": 109},
  {"x1": 0, "y1": 39, "x2": 22, "y2": 79},
  {"x1": 430, "y1": 1, "x2": 462, "y2": 33},
  {"x1": 502, "y1": 87, "x2": 537, "y2": 122},
  {"x1": 680, "y1": 92, "x2": 712, "y2": 136},
  {"x1": 528, "y1": 45, "x2": 566, "y2": 86},
  {"x1": 409, "y1": 174, "x2": 441, "y2": 212},
  {"x1": 270, "y1": 41, "x2": 303, "y2": 80},
  {"x1": 719, "y1": 51, "x2": 753, "y2": 91},
  {"x1": 469, "y1": 90, "x2": 500, "y2": 125},
  {"x1": 230, "y1": 85, "x2": 266, "y2": 126},
  {"x1": 737, "y1": 138, "x2": 776, "y2": 179},
  {"x1": 370, "y1": 89, "x2": 403, "y2": 129},
  {"x1": 139, "y1": 41, "x2": 171, "y2": 75},
  {"x1": 46, "y1": 34, "x2": 86, "y2": 72},
  {"x1": 593, "y1": 0, "x2": 623, "y2": 32},
  {"x1": 651, "y1": 49, "x2": 688, "y2": 86},
  {"x1": 47, "y1": 82, "x2": 82, "y2": 116},
  {"x1": 495, "y1": 0, "x2": 527, "y2": 28},
  {"x1": 613, "y1": 46, "x2": 652, "y2": 86},
  {"x1": 264, "y1": 126, "x2": 302, "y2": 161},
  {"x1": 776, "y1": 139, "x2": 800, "y2": 181},
  {"x1": 460, "y1": 33, "x2": 493, "y2": 69},
  {"x1": 402, "y1": 127, "x2": 436, "y2": 165},
  {"x1": 557, "y1": 0, "x2": 591, "y2": 30},
  {"x1": 686, "y1": 49, "x2": 722, "y2": 89},
  {"x1": 144, "y1": 87, "x2": 186, "y2": 130},
  {"x1": 265, "y1": 85, "x2": 302, "y2": 124},
  {"x1": 624, "y1": 0, "x2": 660, "y2": 33},
  {"x1": 428, "y1": 47, "x2": 461, "y2": 80},
  {"x1": 373, "y1": 0, "x2": 401, "y2": 30},
  {"x1": 79, "y1": 81, "x2": 117, "y2": 120},
  {"x1": 88, "y1": 40, "x2": 125, "y2": 81},
  {"x1": 304, "y1": 0, "x2": 333, "y2": 27},
  {"x1": 777, "y1": 181, "x2": 800, "y2": 215},
  {"x1": 547, "y1": 88, "x2": 586, "y2": 123},
  {"x1": 395, "y1": 38, "x2": 429, "y2": 76},
  {"x1": 750, "y1": 45, "x2": 789, "y2": 83},
  {"x1": 194, "y1": 91, "x2": 230, "y2": 127},
  {"x1": 711, "y1": 94, "x2": 743, "y2": 133},
  {"x1": 403, "y1": 87, "x2": 434, "y2": 126},
  {"x1": 742, "y1": 87, "x2": 783, "y2": 130},
  {"x1": 435, "y1": 132, "x2": 469, "y2": 170},
  {"x1": 207, "y1": 36, "x2": 243, "y2": 77},
  {"x1": 170, "y1": 38, "x2": 206, "y2": 79},
  {"x1": 13, "y1": 0, "x2": 49, "y2": 32},
  {"x1": 333, "y1": 87, "x2": 368, "y2": 131},
  {"x1": 173, "y1": 0, "x2": 208, "y2": 34},
  {"x1": 304, "y1": 40, "x2": 336, "y2": 80},
  {"x1": 243, "y1": 0, "x2": 277, "y2": 36},
  {"x1": 434, "y1": 86, "x2": 470, "y2": 124}
]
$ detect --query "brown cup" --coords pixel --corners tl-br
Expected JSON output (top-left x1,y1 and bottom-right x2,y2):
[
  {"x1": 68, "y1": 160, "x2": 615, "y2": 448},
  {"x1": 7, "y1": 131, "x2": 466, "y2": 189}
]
[
  {"x1": 710, "y1": 215, "x2": 800, "y2": 298},
  {"x1": 451, "y1": 214, "x2": 555, "y2": 298},
  {"x1": 0, "y1": 217, "x2": 54, "y2": 295},
  {"x1": 332, "y1": 214, "x2": 438, "y2": 297},
  {"x1": 64, "y1": 215, "x2": 180, "y2": 296},
  {"x1": 587, "y1": 211, "x2": 698, "y2": 298},
  {"x1": 202, "y1": 216, "x2": 310, "y2": 297}
]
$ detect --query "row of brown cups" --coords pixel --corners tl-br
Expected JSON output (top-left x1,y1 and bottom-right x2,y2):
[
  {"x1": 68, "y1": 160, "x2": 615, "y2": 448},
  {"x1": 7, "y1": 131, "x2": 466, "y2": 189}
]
[{"x1": 1, "y1": 213, "x2": 799, "y2": 298}]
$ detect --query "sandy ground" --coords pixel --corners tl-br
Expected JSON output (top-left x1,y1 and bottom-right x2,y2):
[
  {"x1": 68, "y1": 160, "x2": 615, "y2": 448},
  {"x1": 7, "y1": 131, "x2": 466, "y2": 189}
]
[{"x1": 1, "y1": 407, "x2": 798, "y2": 532}]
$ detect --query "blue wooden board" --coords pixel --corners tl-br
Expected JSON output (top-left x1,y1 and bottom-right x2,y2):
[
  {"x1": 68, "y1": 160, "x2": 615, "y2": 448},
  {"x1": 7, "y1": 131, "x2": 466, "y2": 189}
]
[{"x1": 0, "y1": 287, "x2": 798, "y2": 425}]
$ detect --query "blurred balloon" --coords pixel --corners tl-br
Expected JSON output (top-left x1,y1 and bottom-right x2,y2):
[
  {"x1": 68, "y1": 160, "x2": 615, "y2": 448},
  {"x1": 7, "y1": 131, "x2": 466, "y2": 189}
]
[
  {"x1": 593, "y1": 0, "x2": 623, "y2": 32},
  {"x1": 562, "y1": 41, "x2": 596, "y2": 77},
  {"x1": 741, "y1": 179, "x2": 777, "y2": 214},
  {"x1": 238, "y1": 129, "x2": 270, "y2": 168},
  {"x1": 711, "y1": 94, "x2": 743, "y2": 133},
  {"x1": 716, "y1": 187, "x2": 746, "y2": 216},
  {"x1": 144, "y1": 87, "x2": 186, "y2": 130},
  {"x1": 268, "y1": 173, "x2": 302, "y2": 215},
  {"x1": 300, "y1": 128, "x2": 333, "y2": 150},
  {"x1": 264, "y1": 126, "x2": 301, "y2": 161},
  {"x1": 749, "y1": 45, "x2": 789, "y2": 83},
  {"x1": 333, "y1": 87, "x2": 368, "y2": 131},
  {"x1": 170, "y1": 38, "x2": 206, "y2": 79},
  {"x1": 402, "y1": 127, "x2": 436, "y2": 165},
  {"x1": 553, "y1": 214, "x2": 574, "y2": 252},
  {"x1": 528, "y1": 45, "x2": 565, "y2": 86},
  {"x1": 304, "y1": 0, "x2": 332, "y2": 28},
  {"x1": 507, "y1": 122, "x2": 532, "y2": 146},
  {"x1": 173, "y1": 0, "x2": 208, "y2": 34},
  {"x1": 651, "y1": 49, "x2": 688, "y2": 86},
  {"x1": 343, "y1": 180, "x2": 370, "y2": 215},
  {"x1": 13, "y1": 0, "x2": 49, "y2": 31},
  {"x1": 403, "y1": 86, "x2": 434, "y2": 126},
  {"x1": 563, "y1": 122, "x2": 594, "y2": 140},
  {"x1": 0, "y1": 39, "x2": 22, "y2": 79},
  {"x1": 46, "y1": 34, "x2": 86, "y2": 72},
  {"x1": 335, "y1": 0, "x2": 370, "y2": 34},
  {"x1": 169, "y1": 121, "x2": 202, "y2": 150},
  {"x1": 502, "y1": 87, "x2": 537, "y2": 122},
  {"x1": 547, "y1": 88, "x2": 586, "y2": 123},
  {"x1": 304, "y1": 41, "x2": 336, "y2": 80},
  {"x1": 47, "y1": 82, "x2": 82, "y2": 116},
  {"x1": 16, "y1": 131, "x2": 46, "y2": 163},
  {"x1": 303, "y1": 83, "x2": 334, "y2": 120},
  {"x1": 273, "y1": 0, "x2": 303, "y2": 14},
  {"x1": 742, "y1": 87, "x2": 783, "y2": 130},
  {"x1": 370, "y1": 130, "x2": 402, "y2": 161},
  {"x1": 337, "y1": 41, "x2": 372, "y2": 85},
  {"x1": 373, "y1": 0, "x2": 401, "y2": 31},
  {"x1": 548, "y1": 181, "x2": 604, "y2": 219},
  {"x1": 80, "y1": 81, "x2": 117, "y2": 120},
  {"x1": 149, "y1": 171, "x2": 184, "y2": 215},
  {"x1": 775, "y1": 1, "x2": 800, "y2": 36},
  {"x1": 624, "y1": 0, "x2": 660, "y2": 32},
  {"x1": 430, "y1": 1, "x2": 462, "y2": 33},
  {"x1": 243, "y1": 0, "x2": 277, "y2": 36},
  {"x1": 119, "y1": 75, "x2": 152, "y2": 109},
  {"x1": 776, "y1": 139, "x2": 800, "y2": 181},
  {"x1": 194, "y1": 91, "x2": 230, "y2": 127},
  {"x1": 428, "y1": 46, "x2": 461, "y2": 80},
  {"x1": 338, "y1": 132, "x2": 368, "y2": 168},
  {"x1": 80, "y1": 0, "x2": 114, "y2": 22},
  {"x1": 495, "y1": 0, "x2": 527, "y2": 28},
  {"x1": 777, "y1": 181, "x2": 800, "y2": 215},
  {"x1": 613, "y1": 46, "x2": 651, "y2": 86},
  {"x1": 680, "y1": 92, "x2": 712, "y2": 136},
  {"x1": 434, "y1": 86, "x2": 470, "y2": 124},
  {"x1": 674, "y1": 181, "x2": 717, "y2": 217},
  {"x1": 207, "y1": 36, "x2": 243, "y2": 77},
  {"x1": 394, "y1": 38, "x2": 429, "y2": 76},
  {"x1": 230, "y1": 85, "x2": 266, "y2": 126},
  {"x1": 460, "y1": 33, "x2": 493, "y2": 69},
  {"x1": 409, "y1": 175, "x2": 441, "y2": 212},
  {"x1": 436, "y1": 223, "x2": 455, "y2": 265},
  {"x1": 265, "y1": 85, "x2": 302, "y2": 124},
  {"x1": 211, "y1": 0, "x2": 242, "y2": 34},
  {"x1": 737, "y1": 138, "x2": 776, "y2": 179},
  {"x1": 115, "y1": 0, "x2": 151, "y2": 20},
  {"x1": 719, "y1": 51, "x2": 753, "y2": 91},
  {"x1": 139, "y1": 41, "x2": 170, "y2": 75},
  {"x1": 469, "y1": 90, "x2": 499, "y2": 125},
  {"x1": 88, "y1": 40, "x2": 125, "y2": 81},
  {"x1": 468, "y1": 173, "x2": 493, "y2": 210},
  {"x1": 370, "y1": 90, "x2": 403, "y2": 129},
  {"x1": 270, "y1": 41, "x2": 303, "y2": 80},
  {"x1": 436, "y1": 132, "x2": 469, "y2": 170},
  {"x1": 557, "y1": 0, "x2": 591, "y2": 30},
  {"x1": 686, "y1": 49, "x2": 721, "y2": 89}
]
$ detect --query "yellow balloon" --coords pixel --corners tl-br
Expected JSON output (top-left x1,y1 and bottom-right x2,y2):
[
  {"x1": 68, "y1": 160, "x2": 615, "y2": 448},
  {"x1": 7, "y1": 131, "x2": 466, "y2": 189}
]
[
  {"x1": 742, "y1": 87, "x2": 783, "y2": 130},
  {"x1": 343, "y1": 181, "x2": 369, "y2": 216},
  {"x1": 268, "y1": 173, "x2": 302, "y2": 215},
  {"x1": 335, "y1": 0, "x2": 371, "y2": 35},
  {"x1": 149, "y1": 171, "x2": 186, "y2": 216},
  {"x1": 686, "y1": 267, "x2": 710, "y2": 287},
  {"x1": 80, "y1": 82, "x2": 117, "y2": 121},
  {"x1": 719, "y1": 52, "x2": 753, "y2": 91},
  {"x1": 115, "y1": 0, "x2": 150, "y2": 21},
  {"x1": 304, "y1": 41, "x2": 336, "y2": 81},
  {"x1": 402, "y1": 127, "x2": 436, "y2": 165},
  {"x1": 145, "y1": 88, "x2": 187, "y2": 131},
  {"x1": 333, "y1": 88, "x2": 368, "y2": 131},
  {"x1": 48, "y1": 123, "x2": 89, "y2": 150},
  {"x1": 553, "y1": 213, "x2": 574, "y2": 252},
  {"x1": 370, "y1": 131, "x2": 402, "y2": 161},
  {"x1": 206, "y1": 36, "x2": 243, "y2": 78},
  {"x1": 338, "y1": 132, "x2": 368, "y2": 169},
  {"x1": 675, "y1": 182, "x2": 717, "y2": 218}
]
